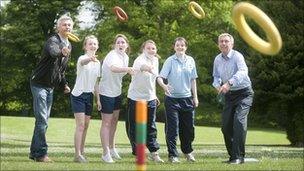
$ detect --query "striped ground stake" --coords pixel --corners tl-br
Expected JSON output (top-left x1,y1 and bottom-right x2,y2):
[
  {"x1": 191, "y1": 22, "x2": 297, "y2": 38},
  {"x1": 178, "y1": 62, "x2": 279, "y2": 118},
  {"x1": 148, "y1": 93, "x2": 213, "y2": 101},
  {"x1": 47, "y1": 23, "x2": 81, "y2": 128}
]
[{"x1": 136, "y1": 100, "x2": 147, "y2": 171}]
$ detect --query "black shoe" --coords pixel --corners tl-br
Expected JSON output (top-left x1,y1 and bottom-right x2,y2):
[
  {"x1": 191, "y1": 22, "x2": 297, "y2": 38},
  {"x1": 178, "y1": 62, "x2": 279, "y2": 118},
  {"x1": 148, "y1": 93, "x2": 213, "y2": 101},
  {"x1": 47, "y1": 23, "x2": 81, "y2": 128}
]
[
  {"x1": 29, "y1": 155, "x2": 35, "y2": 160},
  {"x1": 222, "y1": 157, "x2": 233, "y2": 163},
  {"x1": 228, "y1": 158, "x2": 244, "y2": 164}
]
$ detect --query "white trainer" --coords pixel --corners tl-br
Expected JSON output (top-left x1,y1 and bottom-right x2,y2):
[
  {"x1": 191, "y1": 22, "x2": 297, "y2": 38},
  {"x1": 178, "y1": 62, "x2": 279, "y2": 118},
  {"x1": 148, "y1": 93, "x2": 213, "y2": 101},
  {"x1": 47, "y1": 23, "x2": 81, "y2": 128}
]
[
  {"x1": 169, "y1": 156, "x2": 180, "y2": 163},
  {"x1": 110, "y1": 148, "x2": 122, "y2": 160},
  {"x1": 148, "y1": 152, "x2": 164, "y2": 163},
  {"x1": 102, "y1": 153, "x2": 115, "y2": 163},
  {"x1": 74, "y1": 155, "x2": 87, "y2": 163},
  {"x1": 185, "y1": 153, "x2": 196, "y2": 162}
]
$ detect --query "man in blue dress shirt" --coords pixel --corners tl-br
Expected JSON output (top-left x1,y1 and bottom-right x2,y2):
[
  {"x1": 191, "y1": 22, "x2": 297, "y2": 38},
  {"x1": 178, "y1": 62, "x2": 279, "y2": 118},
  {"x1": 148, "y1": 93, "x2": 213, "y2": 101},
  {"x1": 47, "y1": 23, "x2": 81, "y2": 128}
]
[{"x1": 212, "y1": 33, "x2": 254, "y2": 164}]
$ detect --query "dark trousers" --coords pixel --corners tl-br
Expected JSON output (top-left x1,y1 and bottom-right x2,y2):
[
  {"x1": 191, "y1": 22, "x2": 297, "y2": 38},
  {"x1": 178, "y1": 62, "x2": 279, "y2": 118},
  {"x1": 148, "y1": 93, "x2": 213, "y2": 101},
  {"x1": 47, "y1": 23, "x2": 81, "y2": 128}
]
[
  {"x1": 126, "y1": 98, "x2": 160, "y2": 155},
  {"x1": 164, "y1": 96, "x2": 195, "y2": 157},
  {"x1": 222, "y1": 87, "x2": 254, "y2": 160}
]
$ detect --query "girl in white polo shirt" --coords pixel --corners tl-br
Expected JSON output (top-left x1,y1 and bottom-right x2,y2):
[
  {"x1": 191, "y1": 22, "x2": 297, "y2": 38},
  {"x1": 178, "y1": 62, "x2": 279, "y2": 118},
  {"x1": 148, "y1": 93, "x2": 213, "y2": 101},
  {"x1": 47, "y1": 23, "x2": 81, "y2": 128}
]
[
  {"x1": 99, "y1": 34, "x2": 134, "y2": 163},
  {"x1": 126, "y1": 40, "x2": 164, "y2": 163},
  {"x1": 71, "y1": 35, "x2": 101, "y2": 163}
]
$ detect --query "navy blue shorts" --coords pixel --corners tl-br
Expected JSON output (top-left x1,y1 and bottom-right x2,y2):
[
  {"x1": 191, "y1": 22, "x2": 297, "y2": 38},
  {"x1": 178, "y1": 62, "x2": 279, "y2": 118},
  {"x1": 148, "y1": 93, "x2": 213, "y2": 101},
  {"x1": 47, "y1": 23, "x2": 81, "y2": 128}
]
[
  {"x1": 100, "y1": 95, "x2": 121, "y2": 114},
  {"x1": 71, "y1": 92, "x2": 93, "y2": 116}
]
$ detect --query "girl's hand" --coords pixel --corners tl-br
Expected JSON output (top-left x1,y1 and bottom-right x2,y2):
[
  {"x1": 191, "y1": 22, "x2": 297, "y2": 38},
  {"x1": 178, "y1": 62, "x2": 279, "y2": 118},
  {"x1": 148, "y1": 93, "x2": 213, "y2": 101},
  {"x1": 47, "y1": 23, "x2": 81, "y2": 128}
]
[
  {"x1": 127, "y1": 67, "x2": 135, "y2": 75},
  {"x1": 156, "y1": 98, "x2": 160, "y2": 106},
  {"x1": 163, "y1": 84, "x2": 173, "y2": 96},
  {"x1": 140, "y1": 64, "x2": 153, "y2": 72},
  {"x1": 193, "y1": 97, "x2": 199, "y2": 108},
  {"x1": 96, "y1": 100, "x2": 101, "y2": 111}
]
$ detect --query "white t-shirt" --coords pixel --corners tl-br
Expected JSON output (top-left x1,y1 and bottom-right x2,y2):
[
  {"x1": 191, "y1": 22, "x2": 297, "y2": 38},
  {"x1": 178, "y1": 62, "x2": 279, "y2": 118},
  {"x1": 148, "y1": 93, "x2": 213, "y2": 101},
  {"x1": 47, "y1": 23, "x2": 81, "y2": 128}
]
[
  {"x1": 127, "y1": 53, "x2": 159, "y2": 101},
  {"x1": 71, "y1": 54, "x2": 101, "y2": 96},
  {"x1": 99, "y1": 50, "x2": 129, "y2": 97}
]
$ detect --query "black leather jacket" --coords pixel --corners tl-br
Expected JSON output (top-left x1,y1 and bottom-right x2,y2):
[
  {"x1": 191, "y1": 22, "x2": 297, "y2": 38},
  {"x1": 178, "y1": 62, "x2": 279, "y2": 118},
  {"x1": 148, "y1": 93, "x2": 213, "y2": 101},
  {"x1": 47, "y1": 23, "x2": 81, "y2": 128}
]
[{"x1": 30, "y1": 34, "x2": 71, "y2": 90}]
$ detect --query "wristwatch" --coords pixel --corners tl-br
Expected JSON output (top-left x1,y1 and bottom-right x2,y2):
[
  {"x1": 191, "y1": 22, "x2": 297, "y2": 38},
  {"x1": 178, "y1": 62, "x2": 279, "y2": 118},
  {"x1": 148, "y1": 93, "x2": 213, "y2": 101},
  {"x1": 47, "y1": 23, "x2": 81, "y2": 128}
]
[{"x1": 228, "y1": 80, "x2": 233, "y2": 87}]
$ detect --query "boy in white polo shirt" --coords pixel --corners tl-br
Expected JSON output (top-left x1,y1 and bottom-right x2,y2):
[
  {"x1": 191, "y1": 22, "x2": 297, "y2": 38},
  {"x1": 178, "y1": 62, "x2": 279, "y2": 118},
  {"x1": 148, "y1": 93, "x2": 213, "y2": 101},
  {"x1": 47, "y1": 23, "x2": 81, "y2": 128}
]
[
  {"x1": 126, "y1": 40, "x2": 164, "y2": 163},
  {"x1": 71, "y1": 35, "x2": 101, "y2": 163}
]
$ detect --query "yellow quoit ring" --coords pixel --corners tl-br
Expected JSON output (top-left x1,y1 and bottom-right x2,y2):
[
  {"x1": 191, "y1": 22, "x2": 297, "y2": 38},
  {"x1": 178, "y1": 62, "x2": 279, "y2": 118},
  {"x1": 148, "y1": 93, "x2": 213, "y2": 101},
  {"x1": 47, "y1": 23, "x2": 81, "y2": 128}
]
[
  {"x1": 232, "y1": 2, "x2": 282, "y2": 55},
  {"x1": 66, "y1": 32, "x2": 80, "y2": 42},
  {"x1": 188, "y1": 1, "x2": 205, "y2": 19}
]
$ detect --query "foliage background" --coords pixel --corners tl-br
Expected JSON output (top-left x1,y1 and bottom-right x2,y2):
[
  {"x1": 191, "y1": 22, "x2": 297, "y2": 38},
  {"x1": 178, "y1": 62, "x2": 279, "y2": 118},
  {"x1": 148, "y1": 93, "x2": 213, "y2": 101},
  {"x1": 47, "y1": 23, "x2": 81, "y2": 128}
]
[{"x1": 0, "y1": 0, "x2": 303, "y2": 146}]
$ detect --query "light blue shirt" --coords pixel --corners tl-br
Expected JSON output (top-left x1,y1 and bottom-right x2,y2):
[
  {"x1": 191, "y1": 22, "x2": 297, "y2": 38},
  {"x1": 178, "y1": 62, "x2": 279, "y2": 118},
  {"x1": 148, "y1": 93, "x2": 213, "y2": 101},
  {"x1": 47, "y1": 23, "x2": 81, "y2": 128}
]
[
  {"x1": 159, "y1": 54, "x2": 198, "y2": 98},
  {"x1": 212, "y1": 49, "x2": 251, "y2": 91}
]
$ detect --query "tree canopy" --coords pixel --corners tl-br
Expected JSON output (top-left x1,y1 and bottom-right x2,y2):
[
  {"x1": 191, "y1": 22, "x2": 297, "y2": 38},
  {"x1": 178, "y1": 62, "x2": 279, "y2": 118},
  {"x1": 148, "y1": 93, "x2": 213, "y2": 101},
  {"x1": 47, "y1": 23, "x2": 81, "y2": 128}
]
[{"x1": 0, "y1": 0, "x2": 303, "y2": 146}]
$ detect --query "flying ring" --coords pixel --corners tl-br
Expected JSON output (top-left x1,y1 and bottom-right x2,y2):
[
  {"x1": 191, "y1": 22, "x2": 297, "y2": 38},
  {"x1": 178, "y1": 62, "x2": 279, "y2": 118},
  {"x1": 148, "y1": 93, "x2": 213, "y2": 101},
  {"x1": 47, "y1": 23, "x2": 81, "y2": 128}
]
[
  {"x1": 188, "y1": 1, "x2": 205, "y2": 19},
  {"x1": 113, "y1": 6, "x2": 128, "y2": 22},
  {"x1": 232, "y1": 2, "x2": 282, "y2": 55}
]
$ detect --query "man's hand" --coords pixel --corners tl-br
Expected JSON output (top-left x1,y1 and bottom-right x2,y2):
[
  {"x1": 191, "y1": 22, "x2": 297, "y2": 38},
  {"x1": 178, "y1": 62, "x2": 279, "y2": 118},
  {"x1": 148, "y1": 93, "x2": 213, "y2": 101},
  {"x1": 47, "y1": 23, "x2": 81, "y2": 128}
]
[
  {"x1": 219, "y1": 82, "x2": 230, "y2": 94},
  {"x1": 62, "y1": 47, "x2": 71, "y2": 57},
  {"x1": 64, "y1": 85, "x2": 70, "y2": 94}
]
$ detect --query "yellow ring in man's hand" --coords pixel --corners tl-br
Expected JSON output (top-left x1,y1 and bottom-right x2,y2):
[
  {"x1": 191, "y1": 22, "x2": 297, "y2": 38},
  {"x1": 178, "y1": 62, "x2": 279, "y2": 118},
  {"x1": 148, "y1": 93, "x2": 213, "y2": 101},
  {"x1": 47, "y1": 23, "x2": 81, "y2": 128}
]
[
  {"x1": 66, "y1": 32, "x2": 80, "y2": 42},
  {"x1": 188, "y1": 1, "x2": 205, "y2": 19},
  {"x1": 232, "y1": 2, "x2": 282, "y2": 55}
]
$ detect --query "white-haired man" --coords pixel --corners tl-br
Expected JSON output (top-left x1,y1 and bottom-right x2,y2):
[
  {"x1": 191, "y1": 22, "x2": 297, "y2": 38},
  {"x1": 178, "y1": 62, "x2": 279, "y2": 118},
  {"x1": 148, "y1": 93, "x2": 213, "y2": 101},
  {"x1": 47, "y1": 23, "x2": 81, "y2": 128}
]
[{"x1": 29, "y1": 14, "x2": 73, "y2": 162}]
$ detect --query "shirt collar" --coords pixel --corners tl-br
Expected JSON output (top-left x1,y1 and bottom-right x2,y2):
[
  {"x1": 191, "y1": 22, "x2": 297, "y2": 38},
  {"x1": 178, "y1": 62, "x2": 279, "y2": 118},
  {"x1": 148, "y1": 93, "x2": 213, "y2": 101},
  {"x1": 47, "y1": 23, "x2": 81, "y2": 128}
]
[
  {"x1": 222, "y1": 49, "x2": 233, "y2": 59},
  {"x1": 173, "y1": 53, "x2": 188, "y2": 61}
]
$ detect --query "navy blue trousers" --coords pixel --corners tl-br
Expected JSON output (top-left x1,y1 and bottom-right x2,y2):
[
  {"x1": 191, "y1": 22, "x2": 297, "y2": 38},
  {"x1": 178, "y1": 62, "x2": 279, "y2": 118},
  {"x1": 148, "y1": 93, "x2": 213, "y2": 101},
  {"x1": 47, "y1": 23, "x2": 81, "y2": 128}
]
[
  {"x1": 222, "y1": 87, "x2": 254, "y2": 160},
  {"x1": 126, "y1": 98, "x2": 160, "y2": 155},
  {"x1": 164, "y1": 96, "x2": 195, "y2": 157}
]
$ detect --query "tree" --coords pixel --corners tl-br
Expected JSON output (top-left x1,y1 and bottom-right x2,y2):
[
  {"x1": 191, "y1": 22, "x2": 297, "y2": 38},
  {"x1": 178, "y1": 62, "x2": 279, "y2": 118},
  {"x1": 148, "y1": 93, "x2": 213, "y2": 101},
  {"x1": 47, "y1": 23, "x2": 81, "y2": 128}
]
[
  {"x1": 236, "y1": 0, "x2": 304, "y2": 146},
  {"x1": 1, "y1": 0, "x2": 302, "y2": 146},
  {"x1": 0, "y1": 0, "x2": 82, "y2": 116},
  {"x1": 91, "y1": 0, "x2": 235, "y2": 121}
]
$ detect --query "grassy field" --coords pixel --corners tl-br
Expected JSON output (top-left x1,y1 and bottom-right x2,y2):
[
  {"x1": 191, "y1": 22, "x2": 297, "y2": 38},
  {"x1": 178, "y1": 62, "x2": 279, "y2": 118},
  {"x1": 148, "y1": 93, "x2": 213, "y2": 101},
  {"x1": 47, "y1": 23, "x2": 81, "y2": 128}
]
[{"x1": 1, "y1": 116, "x2": 303, "y2": 170}]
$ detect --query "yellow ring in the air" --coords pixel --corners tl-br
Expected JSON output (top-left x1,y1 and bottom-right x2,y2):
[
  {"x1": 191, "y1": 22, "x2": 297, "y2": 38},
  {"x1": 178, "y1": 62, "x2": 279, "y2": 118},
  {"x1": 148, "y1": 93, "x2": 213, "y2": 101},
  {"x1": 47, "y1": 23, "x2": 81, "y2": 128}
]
[
  {"x1": 232, "y1": 2, "x2": 282, "y2": 55},
  {"x1": 188, "y1": 1, "x2": 205, "y2": 19}
]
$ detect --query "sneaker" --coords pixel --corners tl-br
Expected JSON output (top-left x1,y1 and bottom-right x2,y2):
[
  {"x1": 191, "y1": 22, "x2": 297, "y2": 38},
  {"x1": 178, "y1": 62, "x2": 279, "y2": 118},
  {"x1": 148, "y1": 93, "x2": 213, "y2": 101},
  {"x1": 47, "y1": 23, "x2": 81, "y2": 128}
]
[
  {"x1": 169, "y1": 156, "x2": 180, "y2": 163},
  {"x1": 35, "y1": 155, "x2": 53, "y2": 163},
  {"x1": 102, "y1": 153, "x2": 115, "y2": 163},
  {"x1": 185, "y1": 153, "x2": 196, "y2": 162},
  {"x1": 110, "y1": 148, "x2": 122, "y2": 160},
  {"x1": 148, "y1": 152, "x2": 164, "y2": 163},
  {"x1": 74, "y1": 155, "x2": 87, "y2": 163},
  {"x1": 29, "y1": 154, "x2": 35, "y2": 161}
]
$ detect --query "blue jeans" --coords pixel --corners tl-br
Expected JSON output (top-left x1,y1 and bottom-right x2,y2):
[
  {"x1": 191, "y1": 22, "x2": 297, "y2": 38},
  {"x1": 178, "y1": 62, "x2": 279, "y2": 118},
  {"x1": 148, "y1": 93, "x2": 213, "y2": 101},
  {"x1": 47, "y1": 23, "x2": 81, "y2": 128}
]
[{"x1": 30, "y1": 83, "x2": 53, "y2": 158}]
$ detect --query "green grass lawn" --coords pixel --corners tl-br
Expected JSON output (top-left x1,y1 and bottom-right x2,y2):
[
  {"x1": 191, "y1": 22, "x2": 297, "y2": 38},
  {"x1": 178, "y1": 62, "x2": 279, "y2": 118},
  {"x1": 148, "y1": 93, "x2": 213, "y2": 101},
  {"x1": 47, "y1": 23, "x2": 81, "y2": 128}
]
[{"x1": 1, "y1": 116, "x2": 303, "y2": 170}]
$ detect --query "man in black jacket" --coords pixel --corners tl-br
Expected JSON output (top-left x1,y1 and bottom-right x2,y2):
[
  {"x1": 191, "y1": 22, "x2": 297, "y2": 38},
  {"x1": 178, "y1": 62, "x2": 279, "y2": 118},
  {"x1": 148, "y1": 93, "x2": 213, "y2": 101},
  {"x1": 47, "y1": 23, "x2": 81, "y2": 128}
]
[{"x1": 29, "y1": 14, "x2": 73, "y2": 162}]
